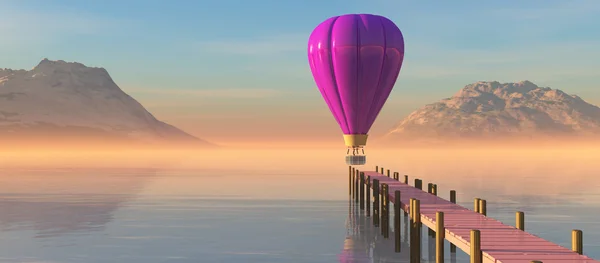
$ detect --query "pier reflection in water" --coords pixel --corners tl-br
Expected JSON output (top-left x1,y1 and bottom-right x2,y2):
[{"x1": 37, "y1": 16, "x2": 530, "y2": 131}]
[{"x1": 339, "y1": 200, "x2": 463, "y2": 263}]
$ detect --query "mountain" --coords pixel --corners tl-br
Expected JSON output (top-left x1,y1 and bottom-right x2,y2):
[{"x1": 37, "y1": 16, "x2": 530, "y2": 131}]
[
  {"x1": 384, "y1": 81, "x2": 600, "y2": 143},
  {"x1": 0, "y1": 59, "x2": 212, "y2": 147}
]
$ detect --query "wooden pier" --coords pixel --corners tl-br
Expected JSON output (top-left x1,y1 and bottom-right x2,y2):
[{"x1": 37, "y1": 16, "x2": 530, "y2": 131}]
[{"x1": 349, "y1": 166, "x2": 599, "y2": 263}]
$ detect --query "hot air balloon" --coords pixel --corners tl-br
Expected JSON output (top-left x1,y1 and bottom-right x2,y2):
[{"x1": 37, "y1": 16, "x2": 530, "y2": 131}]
[{"x1": 307, "y1": 14, "x2": 405, "y2": 166}]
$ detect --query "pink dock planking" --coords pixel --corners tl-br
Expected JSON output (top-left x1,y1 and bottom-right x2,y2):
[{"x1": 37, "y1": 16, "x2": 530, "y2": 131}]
[{"x1": 364, "y1": 171, "x2": 599, "y2": 263}]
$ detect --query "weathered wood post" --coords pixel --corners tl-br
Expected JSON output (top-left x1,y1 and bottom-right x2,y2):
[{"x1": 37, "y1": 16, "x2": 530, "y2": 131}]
[
  {"x1": 394, "y1": 190, "x2": 401, "y2": 252},
  {"x1": 348, "y1": 166, "x2": 352, "y2": 196},
  {"x1": 410, "y1": 199, "x2": 421, "y2": 263},
  {"x1": 415, "y1": 179, "x2": 422, "y2": 190},
  {"x1": 373, "y1": 179, "x2": 380, "y2": 227},
  {"x1": 376, "y1": 165, "x2": 379, "y2": 172},
  {"x1": 394, "y1": 172, "x2": 399, "y2": 180},
  {"x1": 474, "y1": 198, "x2": 481, "y2": 212},
  {"x1": 427, "y1": 183, "x2": 434, "y2": 237},
  {"x1": 436, "y1": 211, "x2": 445, "y2": 263},
  {"x1": 351, "y1": 168, "x2": 356, "y2": 200},
  {"x1": 449, "y1": 190, "x2": 457, "y2": 253},
  {"x1": 572, "y1": 229, "x2": 583, "y2": 254},
  {"x1": 432, "y1": 184, "x2": 438, "y2": 196},
  {"x1": 516, "y1": 211, "x2": 524, "y2": 231},
  {"x1": 354, "y1": 170, "x2": 359, "y2": 203},
  {"x1": 531, "y1": 261, "x2": 543, "y2": 263},
  {"x1": 479, "y1": 199, "x2": 486, "y2": 216},
  {"x1": 359, "y1": 172, "x2": 365, "y2": 210},
  {"x1": 366, "y1": 176, "x2": 371, "y2": 217},
  {"x1": 470, "y1": 229, "x2": 482, "y2": 263},
  {"x1": 381, "y1": 167, "x2": 384, "y2": 174},
  {"x1": 387, "y1": 169, "x2": 390, "y2": 177},
  {"x1": 404, "y1": 175, "x2": 408, "y2": 184},
  {"x1": 382, "y1": 184, "x2": 389, "y2": 238}
]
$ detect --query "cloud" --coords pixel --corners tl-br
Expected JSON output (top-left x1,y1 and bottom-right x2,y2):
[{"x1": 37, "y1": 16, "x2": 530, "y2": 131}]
[
  {"x1": 193, "y1": 33, "x2": 307, "y2": 55},
  {"x1": 401, "y1": 40, "x2": 600, "y2": 80},
  {"x1": 0, "y1": 4, "x2": 136, "y2": 47},
  {"x1": 125, "y1": 87, "x2": 284, "y2": 99}
]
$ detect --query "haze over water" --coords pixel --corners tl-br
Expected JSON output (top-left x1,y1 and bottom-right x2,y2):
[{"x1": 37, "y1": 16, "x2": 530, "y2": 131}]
[{"x1": 0, "y1": 146, "x2": 598, "y2": 262}]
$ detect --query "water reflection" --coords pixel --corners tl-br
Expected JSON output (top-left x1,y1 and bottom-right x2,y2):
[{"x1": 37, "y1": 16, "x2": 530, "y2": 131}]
[
  {"x1": 0, "y1": 168, "x2": 155, "y2": 238},
  {"x1": 339, "y1": 201, "x2": 411, "y2": 263}
]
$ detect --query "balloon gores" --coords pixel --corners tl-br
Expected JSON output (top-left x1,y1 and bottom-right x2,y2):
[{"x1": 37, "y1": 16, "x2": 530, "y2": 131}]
[{"x1": 307, "y1": 14, "x2": 405, "y2": 166}]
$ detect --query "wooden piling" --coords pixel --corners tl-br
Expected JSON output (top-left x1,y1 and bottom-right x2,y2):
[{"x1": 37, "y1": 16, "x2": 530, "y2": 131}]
[
  {"x1": 387, "y1": 169, "x2": 390, "y2": 177},
  {"x1": 381, "y1": 167, "x2": 384, "y2": 174},
  {"x1": 432, "y1": 184, "x2": 438, "y2": 196},
  {"x1": 479, "y1": 199, "x2": 486, "y2": 216},
  {"x1": 351, "y1": 168, "x2": 355, "y2": 200},
  {"x1": 516, "y1": 211, "x2": 524, "y2": 231},
  {"x1": 394, "y1": 190, "x2": 401, "y2": 252},
  {"x1": 382, "y1": 184, "x2": 389, "y2": 238},
  {"x1": 436, "y1": 211, "x2": 444, "y2": 263},
  {"x1": 572, "y1": 229, "x2": 583, "y2": 254},
  {"x1": 373, "y1": 179, "x2": 380, "y2": 227},
  {"x1": 410, "y1": 199, "x2": 421, "y2": 263},
  {"x1": 404, "y1": 174, "x2": 408, "y2": 184},
  {"x1": 428, "y1": 183, "x2": 433, "y2": 194},
  {"x1": 415, "y1": 179, "x2": 422, "y2": 190},
  {"x1": 450, "y1": 190, "x2": 456, "y2": 253},
  {"x1": 359, "y1": 172, "x2": 365, "y2": 210},
  {"x1": 354, "y1": 170, "x2": 359, "y2": 203},
  {"x1": 531, "y1": 261, "x2": 543, "y2": 263},
  {"x1": 366, "y1": 176, "x2": 371, "y2": 217},
  {"x1": 348, "y1": 166, "x2": 352, "y2": 196},
  {"x1": 474, "y1": 198, "x2": 481, "y2": 212},
  {"x1": 394, "y1": 172, "x2": 399, "y2": 180},
  {"x1": 470, "y1": 229, "x2": 482, "y2": 263},
  {"x1": 375, "y1": 165, "x2": 379, "y2": 172}
]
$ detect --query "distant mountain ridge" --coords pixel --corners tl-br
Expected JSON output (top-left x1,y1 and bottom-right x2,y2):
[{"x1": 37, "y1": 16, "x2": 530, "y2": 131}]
[
  {"x1": 0, "y1": 59, "x2": 211, "y2": 147},
  {"x1": 384, "y1": 80, "x2": 600, "y2": 143}
]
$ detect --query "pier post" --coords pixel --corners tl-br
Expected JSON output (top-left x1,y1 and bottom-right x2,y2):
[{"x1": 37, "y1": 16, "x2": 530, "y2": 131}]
[
  {"x1": 479, "y1": 199, "x2": 486, "y2": 216},
  {"x1": 427, "y1": 182, "x2": 434, "y2": 237},
  {"x1": 355, "y1": 170, "x2": 359, "y2": 203},
  {"x1": 381, "y1": 167, "x2": 384, "y2": 174},
  {"x1": 410, "y1": 199, "x2": 421, "y2": 263},
  {"x1": 348, "y1": 166, "x2": 352, "y2": 196},
  {"x1": 474, "y1": 198, "x2": 481, "y2": 213},
  {"x1": 382, "y1": 184, "x2": 389, "y2": 238},
  {"x1": 414, "y1": 179, "x2": 422, "y2": 190},
  {"x1": 373, "y1": 179, "x2": 380, "y2": 227},
  {"x1": 470, "y1": 230, "x2": 482, "y2": 263},
  {"x1": 516, "y1": 211, "x2": 524, "y2": 231},
  {"x1": 428, "y1": 183, "x2": 433, "y2": 194},
  {"x1": 359, "y1": 172, "x2": 365, "y2": 210},
  {"x1": 436, "y1": 211, "x2": 444, "y2": 263},
  {"x1": 450, "y1": 190, "x2": 457, "y2": 253},
  {"x1": 531, "y1": 261, "x2": 543, "y2": 263},
  {"x1": 376, "y1": 165, "x2": 378, "y2": 172},
  {"x1": 394, "y1": 190, "x2": 401, "y2": 252},
  {"x1": 572, "y1": 229, "x2": 583, "y2": 254},
  {"x1": 387, "y1": 169, "x2": 390, "y2": 177},
  {"x1": 404, "y1": 175, "x2": 408, "y2": 184},
  {"x1": 432, "y1": 184, "x2": 437, "y2": 196},
  {"x1": 394, "y1": 172, "x2": 399, "y2": 180},
  {"x1": 351, "y1": 168, "x2": 355, "y2": 200},
  {"x1": 366, "y1": 176, "x2": 371, "y2": 217}
]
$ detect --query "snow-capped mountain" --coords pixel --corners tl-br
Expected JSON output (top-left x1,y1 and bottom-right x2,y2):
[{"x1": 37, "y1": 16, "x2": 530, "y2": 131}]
[{"x1": 0, "y1": 59, "x2": 210, "y2": 146}]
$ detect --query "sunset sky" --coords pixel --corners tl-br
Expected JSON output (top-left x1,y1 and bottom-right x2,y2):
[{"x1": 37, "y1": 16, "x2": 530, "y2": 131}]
[{"x1": 0, "y1": 0, "x2": 599, "y2": 145}]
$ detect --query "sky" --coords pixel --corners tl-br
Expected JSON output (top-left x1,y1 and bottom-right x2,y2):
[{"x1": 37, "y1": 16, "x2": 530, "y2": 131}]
[{"x1": 0, "y1": 0, "x2": 599, "y2": 145}]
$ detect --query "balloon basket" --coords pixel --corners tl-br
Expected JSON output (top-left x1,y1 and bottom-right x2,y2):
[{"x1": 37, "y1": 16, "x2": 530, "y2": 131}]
[{"x1": 345, "y1": 155, "x2": 366, "y2": 165}]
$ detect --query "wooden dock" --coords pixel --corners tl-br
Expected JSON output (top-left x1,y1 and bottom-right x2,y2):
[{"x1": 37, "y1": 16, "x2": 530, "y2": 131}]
[{"x1": 349, "y1": 166, "x2": 599, "y2": 263}]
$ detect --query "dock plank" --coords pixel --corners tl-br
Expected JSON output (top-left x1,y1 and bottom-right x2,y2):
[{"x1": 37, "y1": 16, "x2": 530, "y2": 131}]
[{"x1": 364, "y1": 171, "x2": 598, "y2": 263}]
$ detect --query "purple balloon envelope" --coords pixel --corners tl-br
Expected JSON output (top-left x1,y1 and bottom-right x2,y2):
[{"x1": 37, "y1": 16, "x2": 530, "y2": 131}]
[{"x1": 307, "y1": 14, "x2": 405, "y2": 164}]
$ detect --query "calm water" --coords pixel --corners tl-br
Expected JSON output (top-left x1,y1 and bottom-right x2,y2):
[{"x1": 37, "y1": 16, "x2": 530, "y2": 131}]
[{"x1": 0, "y1": 148, "x2": 598, "y2": 262}]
